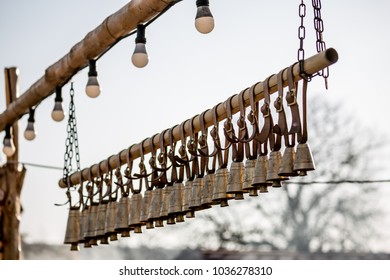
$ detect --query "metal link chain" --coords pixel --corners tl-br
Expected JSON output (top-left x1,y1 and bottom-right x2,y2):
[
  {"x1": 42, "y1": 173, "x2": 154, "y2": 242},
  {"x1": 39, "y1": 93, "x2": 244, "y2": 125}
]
[
  {"x1": 312, "y1": 0, "x2": 329, "y2": 88},
  {"x1": 297, "y1": 0, "x2": 329, "y2": 88},
  {"x1": 297, "y1": 0, "x2": 309, "y2": 80},
  {"x1": 63, "y1": 83, "x2": 81, "y2": 185}
]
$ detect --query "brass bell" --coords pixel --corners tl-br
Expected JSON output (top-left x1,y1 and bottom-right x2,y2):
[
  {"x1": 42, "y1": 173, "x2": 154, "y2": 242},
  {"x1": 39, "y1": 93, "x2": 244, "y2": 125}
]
[
  {"x1": 78, "y1": 208, "x2": 88, "y2": 244},
  {"x1": 81, "y1": 207, "x2": 92, "y2": 248},
  {"x1": 242, "y1": 159, "x2": 258, "y2": 196},
  {"x1": 104, "y1": 200, "x2": 118, "y2": 241},
  {"x1": 226, "y1": 161, "x2": 245, "y2": 200},
  {"x1": 148, "y1": 187, "x2": 164, "y2": 227},
  {"x1": 114, "y1": 196, "x2": 131, "y2": 237},
  {"x1": 168, "y1": 182, "x2": 185, "y2": 223},
  {"x1": 293, "y1": 142, "x2": 316, "y2": 176},
  {"x1": 201, "y1": 173, "x2": 218, "y2": 206},
  {"x1": 160, "y1": 186, "x2": 175, "y2": 225},
  {"x1": 94, "y1": 202, "x2": 108, "y2": 242},
  {"x1": 64, "y1": 207, "x2": 80, "y2": 251},
  {"x1": 140, "y1": 190, "x2": 154, "y2": 229},
  {"x1": 278, "y1": 146, "x2": 299, "y2": 177},
  {"x1": 183, "y1": 180, "x2": 195, "y2": 218},
  {"x1": 84, "y1": 203, "x2": 99, "y2": 245},
  {"x1": 189, "y1": 177, "x2": 211, "y2": 211},
  {"x1": 128, "y1": 192, "x2": 144, "y2": 233},
  {"x1": 212, "y1": 168, "x2": 232, "y2": 207},
  {"x1": 252, "y1": 155, "x2": 272, "y2": 193},
  {"x1": 266, "y1": 151, "x2": 289, "y2": 188}
]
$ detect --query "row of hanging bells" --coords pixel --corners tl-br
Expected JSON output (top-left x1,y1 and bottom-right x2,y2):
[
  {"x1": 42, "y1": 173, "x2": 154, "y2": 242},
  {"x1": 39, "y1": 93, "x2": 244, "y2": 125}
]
[{"x1": 64, "y1": 64, "x2": 315, "y2": 251}]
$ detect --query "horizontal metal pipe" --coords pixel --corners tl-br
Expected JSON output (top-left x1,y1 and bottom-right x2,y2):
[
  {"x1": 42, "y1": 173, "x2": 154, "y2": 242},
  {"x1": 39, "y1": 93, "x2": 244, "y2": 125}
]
[
  {"x1": 59, "y1": 48, "x2": 339, "y2": 188},
  {"x1": 0, "y1": 0, "x2": 176, "y2": 132}
]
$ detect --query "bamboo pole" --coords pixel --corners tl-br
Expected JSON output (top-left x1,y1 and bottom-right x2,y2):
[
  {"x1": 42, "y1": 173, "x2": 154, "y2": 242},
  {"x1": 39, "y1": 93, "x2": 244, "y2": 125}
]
[
  {"x1": 0, "y1": 0, "x2": 176, "y2": 132},
  {"x1": 58, "y1": 48, "x2": 339, "y2": 188}
]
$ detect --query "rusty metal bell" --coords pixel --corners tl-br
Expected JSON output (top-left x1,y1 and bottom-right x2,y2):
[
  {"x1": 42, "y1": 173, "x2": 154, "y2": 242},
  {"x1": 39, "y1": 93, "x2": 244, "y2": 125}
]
[
  {"x1": 168, "y1": 182, "x2": 185, "y2": 223},
  {"x1": 148, "y1": 187, "x2": 164, "y2": 227},
  {"x1": 114, "y1": 196, "x2": 131, "y2": 237},
  {"x1": 160, "y1": 186, "x2": 175, "y2": 224},
  {"x1": 212, "y1": 168, "x2": 232, "y2": 207},
  {"x1": 189, "y1": 177, "x2": 211, "y2": 211},
  {"x1": 183, "y1": 180, "x2": 195, "y2": 218},
  {"x1": 242, "y1": 159, "x2": 258, "y2": 196},
  {"x1": 128, "y1": 192, "x2": 144, "y2": 233},
  {"x1": 140, "y1": 190, "x2": 154, "y2": 229},
  {"x1": 201, "y1": 173, "x2": 218, "y2": 206},
  {"x1": 84, "y1": 203, "x2": 99, "y2": 245},
  {"x1": 252, "y1": 155, "x2": 272, "y2": 193},
  {"x1": 278, "y1": 146, "x2": 299, "y2": 177},
  {"x1": 293, "y1": 142, "x2": 316, "y2": 176},
  {"x1": 94, "y1": 202, "x2": 108, "y2": 242},
  {"x1": 104, "y1": 200, "x2": 118, "y2": 241},
  {"x1": 81, "y1": 207, "x2": 92, "y2": 248},
  {"x1": 266, "y1": 151, "x2": 289, "y2": 188},
  {"x1": 64, "y1": 207, "x2": 80, "y2": 251},
  {"x1": 226, "y1": 161, "x2": 245, "y2": 200},
  {"x1": 78, "y1": 208, "x2": 88, "y2": 245}
]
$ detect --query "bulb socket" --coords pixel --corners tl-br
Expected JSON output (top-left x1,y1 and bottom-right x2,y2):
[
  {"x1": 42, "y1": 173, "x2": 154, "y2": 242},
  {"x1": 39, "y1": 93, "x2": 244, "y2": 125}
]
[
  {"x1": 135, "y1": 25, "x2": 147, "y2": 44},
  {"x1": 88, "y1": 59, "x2": 98, "y2": 77},
  {"x1": 196, "y1": 0, "x2": 209, "y2": 7}
]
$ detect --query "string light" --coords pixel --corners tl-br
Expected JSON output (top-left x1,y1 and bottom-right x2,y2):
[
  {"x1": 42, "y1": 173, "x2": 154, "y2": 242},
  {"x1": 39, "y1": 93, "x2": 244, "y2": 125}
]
[
  {"x1": 195, "y1": 0, "x2": 215, "y2": 34},
  {"x1": 85, "y1": 59, "x2": 101, "y2": 98},
  {"x1": 132, "y1": 25, "x2": 149, "y2": 68},
  {"x1": 24, "y1": 108, "x2": 36, "y2": 140},
  {"x1": 52, "y1": 86, "x2": 65, "y2": 122},
  {"x1": 2, "y1": 125, "x2": 15, "y2": 157}
]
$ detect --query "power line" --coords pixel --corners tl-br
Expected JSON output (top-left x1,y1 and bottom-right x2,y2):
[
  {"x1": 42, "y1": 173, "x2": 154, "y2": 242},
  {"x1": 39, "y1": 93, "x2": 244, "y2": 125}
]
[
  {"x1": 285, "y1": 179, "x2": 390, "y2": 185},
  {"x1": 3, "y1": 161, "x2": 63, "y2": 171},
  {"x1": 2, "y1": 159, "x2": 390, "y2": 184}
]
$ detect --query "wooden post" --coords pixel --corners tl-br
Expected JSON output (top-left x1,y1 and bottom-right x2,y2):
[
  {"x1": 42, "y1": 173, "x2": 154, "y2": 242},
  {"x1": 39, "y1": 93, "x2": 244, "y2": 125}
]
[{"x1": 0, "y1": 67, "x2": 26, "y2": 260}]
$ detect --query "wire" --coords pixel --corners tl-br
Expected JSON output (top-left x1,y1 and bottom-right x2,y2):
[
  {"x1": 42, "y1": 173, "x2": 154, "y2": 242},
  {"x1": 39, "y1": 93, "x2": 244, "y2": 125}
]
[
  {"x1": 285, "y1": 179, "x2": 390, "y2": 185},
  {"x1": 4, "y1": 160, "x2": 63, "y2": 171}
]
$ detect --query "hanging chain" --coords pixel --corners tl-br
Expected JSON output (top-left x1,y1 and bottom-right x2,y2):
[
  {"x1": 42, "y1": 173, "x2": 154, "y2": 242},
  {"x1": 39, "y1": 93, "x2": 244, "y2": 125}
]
[
  {"x1": 312, "y1": 0, "x2": 328, "y2": 89},
  {"x1": 63, "y1": 82, "x2": 81, "y2": 186},
  {"x1": 297, "y1": 0, "x2": 309, "y2": 81},
  {"x1": 297, "y1": 0, "x2": 329, "y2": 88}
]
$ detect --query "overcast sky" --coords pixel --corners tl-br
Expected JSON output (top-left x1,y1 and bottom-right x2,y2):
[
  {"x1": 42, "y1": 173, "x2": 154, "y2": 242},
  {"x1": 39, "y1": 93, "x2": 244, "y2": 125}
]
[{"x1": 1, "y1": 0, "x2": 390, "y2": 249}]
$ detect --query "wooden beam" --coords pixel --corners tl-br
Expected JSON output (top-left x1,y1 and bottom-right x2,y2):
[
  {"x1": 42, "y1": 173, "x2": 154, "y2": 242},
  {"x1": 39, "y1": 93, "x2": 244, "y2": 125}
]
[
  {"x1": 0, "y1": 0, "x2": 176, "y2": 132},
  {"x1": 58, "y1": 48, "x2": 339, "y2": 188},
  {"x1": 1, "y1": 68, "x2": 26, "y2": 260}
]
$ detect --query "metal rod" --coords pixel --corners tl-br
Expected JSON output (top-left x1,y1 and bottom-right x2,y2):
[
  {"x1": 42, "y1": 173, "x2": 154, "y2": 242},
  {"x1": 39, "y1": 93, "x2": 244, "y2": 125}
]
[
  {"x1": 0, "y1": 0, "x2": 176, "y2": 132},
  {"x1": 58, "y1": 48, "x2": 339, "y2": 188}
]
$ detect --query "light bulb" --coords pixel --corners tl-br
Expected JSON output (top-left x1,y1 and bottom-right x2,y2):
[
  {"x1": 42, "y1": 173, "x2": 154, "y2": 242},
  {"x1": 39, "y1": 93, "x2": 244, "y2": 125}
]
[
  {"x1": 132, "y1": 43, "x2": 149, "y2": 68},
  {"x1": 52, "y1": 101, "x2": 65, "y2": 122},
  {"x1": 3, "y1": 127, "x2": 15, "y2": 157},
  {"x1": 24, "y1": 121, "x2": 36, "y2": 141},
  {"x1": 195, "y1": 0, "x2": 215, "y2": 34},
  {"x1": 52, "y1": 87, "x2": 65, "y2": 122},
  {"x1": 132, "y1": 25, "x2": 149, "y2": 68},
  {"x1": 85, "y1": 60, "x2": 101, "y2": 98},
  {"x1": 24, "y1": 108, "x2": 37, "y2": 140}
]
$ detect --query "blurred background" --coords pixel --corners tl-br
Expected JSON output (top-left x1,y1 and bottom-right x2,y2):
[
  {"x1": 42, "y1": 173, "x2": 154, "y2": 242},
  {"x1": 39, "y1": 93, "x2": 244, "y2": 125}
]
[{"x1": 1, "y1": 0, "x2": 390, "y2": 259}]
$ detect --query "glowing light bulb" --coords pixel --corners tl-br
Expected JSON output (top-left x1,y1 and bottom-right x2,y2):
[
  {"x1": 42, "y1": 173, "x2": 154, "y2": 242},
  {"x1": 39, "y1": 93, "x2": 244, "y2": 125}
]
[
  {"x1": 85, "y1": 60, "x2": 101, "y2": 98},
  {"x1": 195, "y1": 0, "x2": 215, "y2": 34},
  {"x1": 24, "y1": 122, "x2": 36, "y2": 141},
  {"x1": 3, "y1": 127, "x2": 15, "y2": 157},
  {"x1": 24, "y1": 108, "x2": 36, "y2": 140},
  {"x1": 132, "y1": 25, "x2": 149, "y2": 68},
  {"x1": 52, "y1": 87, "x2": 65, "y2": 122}
]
